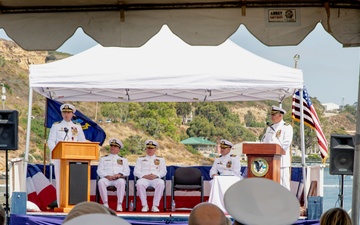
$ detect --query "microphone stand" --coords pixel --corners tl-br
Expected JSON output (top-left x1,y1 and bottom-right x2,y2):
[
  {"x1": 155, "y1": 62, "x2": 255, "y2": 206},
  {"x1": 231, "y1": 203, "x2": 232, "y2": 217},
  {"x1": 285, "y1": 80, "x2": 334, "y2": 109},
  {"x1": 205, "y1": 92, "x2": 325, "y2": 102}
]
[{"x1": 63, "y1": 127, "x2": 69, "y2": 141}]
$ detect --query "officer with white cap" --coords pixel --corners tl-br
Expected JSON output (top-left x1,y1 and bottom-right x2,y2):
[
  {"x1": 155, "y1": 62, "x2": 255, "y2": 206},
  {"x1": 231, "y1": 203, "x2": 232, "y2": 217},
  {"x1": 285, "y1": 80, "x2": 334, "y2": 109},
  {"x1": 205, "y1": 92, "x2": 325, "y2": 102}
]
[
  {"x1": 134, "y1": 140, "x2": 167, "y2": 212},
  {"x1": 209, "y1": 139, "x2": 241, "y2": 178},
  {"x1": 47, "y1": 103, "x2": 86, "y2": 205},
  {"x1": 224, "y1": 178, "x2": 300, "y2": 225},
  {"x1": 47, "y1": 103, "x2": 86, "y2": 150},
  {"x1": 262, "y1": 105, "x2": 293, "y2": 190},
  {"x1": 97, "y1": 138, "x2": 130, "y2": 212}
]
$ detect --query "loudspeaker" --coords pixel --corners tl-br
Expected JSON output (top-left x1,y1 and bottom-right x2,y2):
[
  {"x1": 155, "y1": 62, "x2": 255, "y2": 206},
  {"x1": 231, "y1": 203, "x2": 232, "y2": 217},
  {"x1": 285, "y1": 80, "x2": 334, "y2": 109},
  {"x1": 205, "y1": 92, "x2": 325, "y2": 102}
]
[
  {"x1": 329, "y1": 134, "x2": 354, "y2": 175},
  {"x1": 0, "y1": 110, "x2": 18, "y2": 150}
]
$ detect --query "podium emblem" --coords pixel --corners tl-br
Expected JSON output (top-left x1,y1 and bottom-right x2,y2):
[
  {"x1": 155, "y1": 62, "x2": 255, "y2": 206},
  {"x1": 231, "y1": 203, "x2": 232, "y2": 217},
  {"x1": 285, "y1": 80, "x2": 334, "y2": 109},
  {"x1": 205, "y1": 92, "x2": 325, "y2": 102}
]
[{"x1": 251, "y1": 158, "x2": 269, "y2": 177}]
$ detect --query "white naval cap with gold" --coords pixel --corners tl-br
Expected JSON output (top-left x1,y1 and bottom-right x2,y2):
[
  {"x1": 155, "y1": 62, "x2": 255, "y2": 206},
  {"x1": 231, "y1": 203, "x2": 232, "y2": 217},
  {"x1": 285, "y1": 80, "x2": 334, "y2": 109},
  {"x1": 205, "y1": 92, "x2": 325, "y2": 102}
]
[
  {"x1": 224, "y1": 178, "x2": 300, "y2": 225},
  {"x1": 63, "y1": 214, "x2": 131, "y2": 225},
  {"x1": 271, "y1": 105, "x2": 286, "y2": 115},
  {"x1": 109, "y1": 138, "x2": 124, "y2": 149},
  {"x1": 220, "y1": 139, "x2": 233, "y2": 148},
  {"x1": 145, "y1": 140, "x2": 158, "y2": 149},
  {"x1": 60, "y1": 103, "x2": 76, "y2": 113}
]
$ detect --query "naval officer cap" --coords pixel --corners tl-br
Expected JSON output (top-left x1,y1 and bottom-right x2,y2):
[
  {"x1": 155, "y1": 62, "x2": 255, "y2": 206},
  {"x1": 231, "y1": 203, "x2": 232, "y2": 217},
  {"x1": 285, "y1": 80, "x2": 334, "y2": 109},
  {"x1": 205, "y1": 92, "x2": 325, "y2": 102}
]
[
  {"x1": 60, "y1": 103, "x2": 76, "y2": 113},
  {"x1": 271, "y1": 105, "x2": 286, "y2": 115},
  {"x1": 220, "y1": 139, "x2": 233, "y2": 148},
  {"x1": 224, "y1": 178, "x2": 300, "y2": 225},
  {"x1": 145, "y1": 140, "x2": 158, "y2": 149},
  {"x1": 63, "y1": 214, "x2": 131, "y2": 225},
  {"x1": 109, "y1": 138, "x2": 124, "y2": 149}
]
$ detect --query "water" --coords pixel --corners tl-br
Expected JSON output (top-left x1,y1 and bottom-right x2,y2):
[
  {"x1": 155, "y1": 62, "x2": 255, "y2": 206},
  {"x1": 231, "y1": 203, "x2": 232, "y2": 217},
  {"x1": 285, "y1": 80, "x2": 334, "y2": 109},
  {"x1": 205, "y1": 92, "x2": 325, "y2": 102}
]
[{"x1": 323, "y1": 167, "x2": 353, "y2": 212}]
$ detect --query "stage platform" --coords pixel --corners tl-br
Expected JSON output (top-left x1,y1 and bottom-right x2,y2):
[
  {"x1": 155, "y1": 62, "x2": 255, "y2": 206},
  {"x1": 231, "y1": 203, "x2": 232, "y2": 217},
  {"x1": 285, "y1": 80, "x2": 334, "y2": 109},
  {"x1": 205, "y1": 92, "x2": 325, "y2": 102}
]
[
  {"x1": 8, "y1": 164, "x2": 324, "y2": 224},
  {"x1": 10, "y1": 211, "x2": 321, "y2": 225}
]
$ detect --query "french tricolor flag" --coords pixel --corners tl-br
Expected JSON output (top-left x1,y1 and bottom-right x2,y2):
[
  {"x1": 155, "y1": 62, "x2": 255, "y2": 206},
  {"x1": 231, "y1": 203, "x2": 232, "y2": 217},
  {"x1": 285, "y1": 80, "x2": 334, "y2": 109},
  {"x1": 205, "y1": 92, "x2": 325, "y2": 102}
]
[{"x1": 26, "y1": 164, "x2": 56, "y2": 211}]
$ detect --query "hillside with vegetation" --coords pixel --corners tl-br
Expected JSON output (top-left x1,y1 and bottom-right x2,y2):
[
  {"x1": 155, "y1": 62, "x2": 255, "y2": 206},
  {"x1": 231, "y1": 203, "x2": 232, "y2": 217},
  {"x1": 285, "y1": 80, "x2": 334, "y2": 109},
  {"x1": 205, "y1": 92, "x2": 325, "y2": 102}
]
[{"x1": 0, "y1": 39, "x2": 356, "y2": 171}]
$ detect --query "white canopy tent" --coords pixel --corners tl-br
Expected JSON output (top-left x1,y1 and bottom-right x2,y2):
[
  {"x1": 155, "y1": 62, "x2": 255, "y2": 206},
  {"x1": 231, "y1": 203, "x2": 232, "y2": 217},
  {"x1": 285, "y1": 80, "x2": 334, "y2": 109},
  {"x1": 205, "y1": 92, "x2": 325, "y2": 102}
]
[
  {"x1": 0, "y1": 1, "x2": 359, "y2": 50},
  {"x1": 29, "y1": 26, "x2": 303, "y2": 103},
  {"x1": 25, "y1": 25, "x2": 308, "y2": 208}
]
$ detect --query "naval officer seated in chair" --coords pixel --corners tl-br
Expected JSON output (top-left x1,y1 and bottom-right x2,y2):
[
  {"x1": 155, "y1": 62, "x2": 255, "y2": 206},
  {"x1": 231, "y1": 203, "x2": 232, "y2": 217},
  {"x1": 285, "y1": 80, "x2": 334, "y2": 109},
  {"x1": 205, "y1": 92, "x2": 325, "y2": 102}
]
[
  {"x1": 209, "y1": 139, "x2": 241, "y2": 179},
  {"x1": 133, "y1": 140, "x2": 167, "y2": 213},
  {"x1": 97, "y1": 138, "x2": 130, "y2": 212}
]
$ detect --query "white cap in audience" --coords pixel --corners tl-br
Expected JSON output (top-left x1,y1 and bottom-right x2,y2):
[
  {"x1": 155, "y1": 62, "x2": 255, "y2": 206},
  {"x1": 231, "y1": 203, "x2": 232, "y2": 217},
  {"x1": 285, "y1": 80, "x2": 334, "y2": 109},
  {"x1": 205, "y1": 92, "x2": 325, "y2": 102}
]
[{"x1": 224, "y1": 178, "x2": 300, "y2": 225}]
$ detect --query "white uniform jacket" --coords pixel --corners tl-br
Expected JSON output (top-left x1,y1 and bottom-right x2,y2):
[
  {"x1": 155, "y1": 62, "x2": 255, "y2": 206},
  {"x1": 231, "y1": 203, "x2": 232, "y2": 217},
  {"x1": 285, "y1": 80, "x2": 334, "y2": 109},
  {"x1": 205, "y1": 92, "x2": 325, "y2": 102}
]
[
  {"x1": 97, "y1": 154, "x2": 130, "y2": 178},
  {"x1": 47, "y1": 120, "x2": 86, "y2": 151},
  {"x1": 209, "y1": 153, "x2": 241, "y2": 177},
  {"x1": 262, "y1": 119, "x2": 293, "y2": 167},
  {"x1": 134, "y1": 155, "x2": 167, "y2": 178}
]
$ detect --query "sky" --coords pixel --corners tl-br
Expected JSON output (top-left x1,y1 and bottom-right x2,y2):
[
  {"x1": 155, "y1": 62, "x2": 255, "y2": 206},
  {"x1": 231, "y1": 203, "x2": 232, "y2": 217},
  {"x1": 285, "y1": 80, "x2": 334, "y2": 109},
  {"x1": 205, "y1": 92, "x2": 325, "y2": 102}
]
[{"x1": 0, "y1": 24, "x2": 359, "y2": 106}]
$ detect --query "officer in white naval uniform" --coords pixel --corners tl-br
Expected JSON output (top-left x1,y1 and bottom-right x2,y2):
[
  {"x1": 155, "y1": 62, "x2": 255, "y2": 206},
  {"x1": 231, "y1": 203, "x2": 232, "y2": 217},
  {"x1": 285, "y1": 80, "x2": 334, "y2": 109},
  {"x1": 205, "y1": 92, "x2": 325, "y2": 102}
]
[
  {"x1": 262, "y1": 105, "x2": 293, "y2": 190},
  {"x1": 47, "y1": 103, "x2": 86, "y2": 205},
  {"x1": 97, "y1": 138, "x2": 130, "y2": 212},
  {"x1": 134, "y1": 140, "x2": 167, "y2": 213},
  {"x1": 210, "y1": 139, "x2": 242, "y2": 179}
]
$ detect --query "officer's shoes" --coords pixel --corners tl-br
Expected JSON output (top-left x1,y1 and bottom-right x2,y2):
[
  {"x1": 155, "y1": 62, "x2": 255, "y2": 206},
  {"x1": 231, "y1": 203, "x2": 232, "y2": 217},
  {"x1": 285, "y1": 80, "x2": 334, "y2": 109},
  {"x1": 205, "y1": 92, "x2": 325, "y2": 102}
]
[
  {"x1": 151, "y1": 206, "x2": 160, "y2": 212},
  {"x1": 116, "y1": 204, "x2": 123, "y2": 212},
  {"x1": 103, "y1": 203, "x2": 109, "y2": 208},
  {"x1": 141, "y1": 205, "x2": 149, "y2": 212}
]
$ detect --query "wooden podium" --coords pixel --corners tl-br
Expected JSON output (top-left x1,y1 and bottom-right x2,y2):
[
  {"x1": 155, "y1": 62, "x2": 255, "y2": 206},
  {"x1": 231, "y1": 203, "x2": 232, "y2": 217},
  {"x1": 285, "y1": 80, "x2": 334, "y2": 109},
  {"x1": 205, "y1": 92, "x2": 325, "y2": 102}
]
[
  {"x1": 52, "y1": 141, "x2": 99, "y2": 212},
  {"x1": 243, "y1": 143, "x2": 285, "y2": 183}
]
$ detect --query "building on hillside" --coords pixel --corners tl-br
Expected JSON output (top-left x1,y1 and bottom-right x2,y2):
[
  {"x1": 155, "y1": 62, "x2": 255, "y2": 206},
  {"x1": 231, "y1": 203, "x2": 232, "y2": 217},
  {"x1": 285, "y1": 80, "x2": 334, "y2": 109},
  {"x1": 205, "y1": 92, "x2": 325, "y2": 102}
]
[
  {"x1": 322, "y1": 102, "x2": 340, "y2": 112},
  {"x1": 185, "y1": 112, "x2": 193, "y2": 124},
  {"x1": 180, "y1": 137, "x2": 216, "y2": 156}
]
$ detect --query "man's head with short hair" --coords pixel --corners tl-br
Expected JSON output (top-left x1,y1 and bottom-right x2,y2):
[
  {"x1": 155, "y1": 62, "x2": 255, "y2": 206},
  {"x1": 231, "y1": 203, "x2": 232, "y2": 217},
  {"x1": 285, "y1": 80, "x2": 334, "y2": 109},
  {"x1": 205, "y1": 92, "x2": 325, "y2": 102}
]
[
  {"x1": 62, "y1": 201, "x2": 116, "y2": 224},
  {"x1": 188, "y1": 202, "x2": 228, "y2": 225}
]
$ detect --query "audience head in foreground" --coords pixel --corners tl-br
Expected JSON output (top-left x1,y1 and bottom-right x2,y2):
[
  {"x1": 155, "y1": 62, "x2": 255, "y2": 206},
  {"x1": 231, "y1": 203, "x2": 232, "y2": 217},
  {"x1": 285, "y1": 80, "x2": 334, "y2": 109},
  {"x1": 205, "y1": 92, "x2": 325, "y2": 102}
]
[
  {"x1": 224, "y1": 178, "x2": 300, "y2": 225},
  {"x1": 320, "y1": 207, "x2": 352, "y2": 225},
  {"x1": 62, "y1": 213, "x2": 130, "y2": 225},
  {"x1": 188, "y1": 202, "x2": 228, "y2": 225},
  {"x1": 62, "y1": 201, "x2": 116, "y2": 224},
  {"x1": 0, "y1": 204, "x2": 5, "y2": 225}
]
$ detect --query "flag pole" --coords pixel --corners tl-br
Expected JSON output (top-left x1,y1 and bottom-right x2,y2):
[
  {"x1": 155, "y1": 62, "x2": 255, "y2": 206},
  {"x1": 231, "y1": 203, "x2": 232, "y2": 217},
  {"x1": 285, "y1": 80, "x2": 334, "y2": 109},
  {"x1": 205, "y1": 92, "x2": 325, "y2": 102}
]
[
  {"x1": 45, "y1": 98, "x2": 53, "y2": 183},
  {"x1": 43, "y1": 98, "x2": 48, "y2": 175},
  {"x1": 299, "y1": 88, "x2": 308, "y2": 208},
  {"x1": 294, "y1": 54, "x2": 308, "y2": 208}
]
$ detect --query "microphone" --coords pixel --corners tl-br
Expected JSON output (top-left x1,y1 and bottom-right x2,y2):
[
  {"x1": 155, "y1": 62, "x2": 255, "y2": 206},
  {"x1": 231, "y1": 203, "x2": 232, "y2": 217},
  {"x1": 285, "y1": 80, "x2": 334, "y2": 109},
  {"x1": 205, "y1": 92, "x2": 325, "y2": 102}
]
[
  {"x1": 266, "y1": 122, "x2": 275, "y2": 132},
  {"x1": 63, "y1": 127, "x2": 69, "y2": 141}
]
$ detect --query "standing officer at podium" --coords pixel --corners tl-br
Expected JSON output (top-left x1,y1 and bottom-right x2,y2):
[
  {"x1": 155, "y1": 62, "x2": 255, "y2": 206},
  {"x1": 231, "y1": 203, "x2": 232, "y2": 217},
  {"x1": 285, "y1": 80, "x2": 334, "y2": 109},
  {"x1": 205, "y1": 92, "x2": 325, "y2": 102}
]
[
  {"x1": 47, "y1": 103, "x2": 86, "y2": 149},
  {"x1": 97, "y1": 138, "x2": 130, "y2": 212},
  {"x1": 47, "y1": 103, "x2": 86, "y2": 205},
  {"x1": 134, "y1": 140, "x2": 167, "y2": 213},
  {"x1": 209, "y1": 139, "x2": 241, "y2": 179},
  {"x1": 262, "y1": 105, "x2": 293, "y2": 190}
]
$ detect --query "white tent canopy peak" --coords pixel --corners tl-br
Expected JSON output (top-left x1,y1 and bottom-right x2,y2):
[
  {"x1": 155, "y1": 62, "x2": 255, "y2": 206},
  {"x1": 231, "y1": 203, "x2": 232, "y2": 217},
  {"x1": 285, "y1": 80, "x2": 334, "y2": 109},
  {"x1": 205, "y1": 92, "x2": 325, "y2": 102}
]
[{"x1": 29, "y1": 25, "x2": 303, "y2": 103}]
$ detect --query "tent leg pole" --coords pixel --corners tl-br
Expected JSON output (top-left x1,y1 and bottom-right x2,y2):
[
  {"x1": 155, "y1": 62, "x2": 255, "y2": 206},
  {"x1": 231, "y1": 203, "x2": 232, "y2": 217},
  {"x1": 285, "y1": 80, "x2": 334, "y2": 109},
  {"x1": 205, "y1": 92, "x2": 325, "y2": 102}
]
[{"x1": 23, "y1": 89, "x2": 34, "y2": 192}]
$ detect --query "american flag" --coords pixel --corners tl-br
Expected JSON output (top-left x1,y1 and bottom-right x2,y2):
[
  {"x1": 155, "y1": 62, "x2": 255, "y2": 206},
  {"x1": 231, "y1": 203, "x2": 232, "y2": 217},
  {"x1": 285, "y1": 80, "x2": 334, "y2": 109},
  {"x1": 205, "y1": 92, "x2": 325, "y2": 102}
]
[{"x1": 292, "y1": 87, "x2": 329, "y2": 161}]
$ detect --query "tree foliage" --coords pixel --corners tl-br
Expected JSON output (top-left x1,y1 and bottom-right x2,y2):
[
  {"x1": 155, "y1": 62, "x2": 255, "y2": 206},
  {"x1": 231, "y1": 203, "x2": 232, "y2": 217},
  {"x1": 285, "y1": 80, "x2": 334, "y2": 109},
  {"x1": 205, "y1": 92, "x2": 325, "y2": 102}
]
[
  {"x1": 187, "y1": 102, "x2": 257, "y2": 143},
  {"x1": 122, "y1": 135, "x2": 146, "y2": 155},
  {"x1": 175, "y1": 102, "x2": 192, "y2": 124},
  {"x1": 341, "y1": 104, "x2": 356, "y2": 116}
]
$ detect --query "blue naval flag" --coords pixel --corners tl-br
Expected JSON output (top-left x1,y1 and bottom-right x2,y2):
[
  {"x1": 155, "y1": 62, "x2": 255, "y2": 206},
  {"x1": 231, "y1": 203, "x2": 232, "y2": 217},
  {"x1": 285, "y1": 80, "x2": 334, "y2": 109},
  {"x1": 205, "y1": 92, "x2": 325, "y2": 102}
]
[{"x1": 46, "y1": 98, "x2": 106, "y2": 146}]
